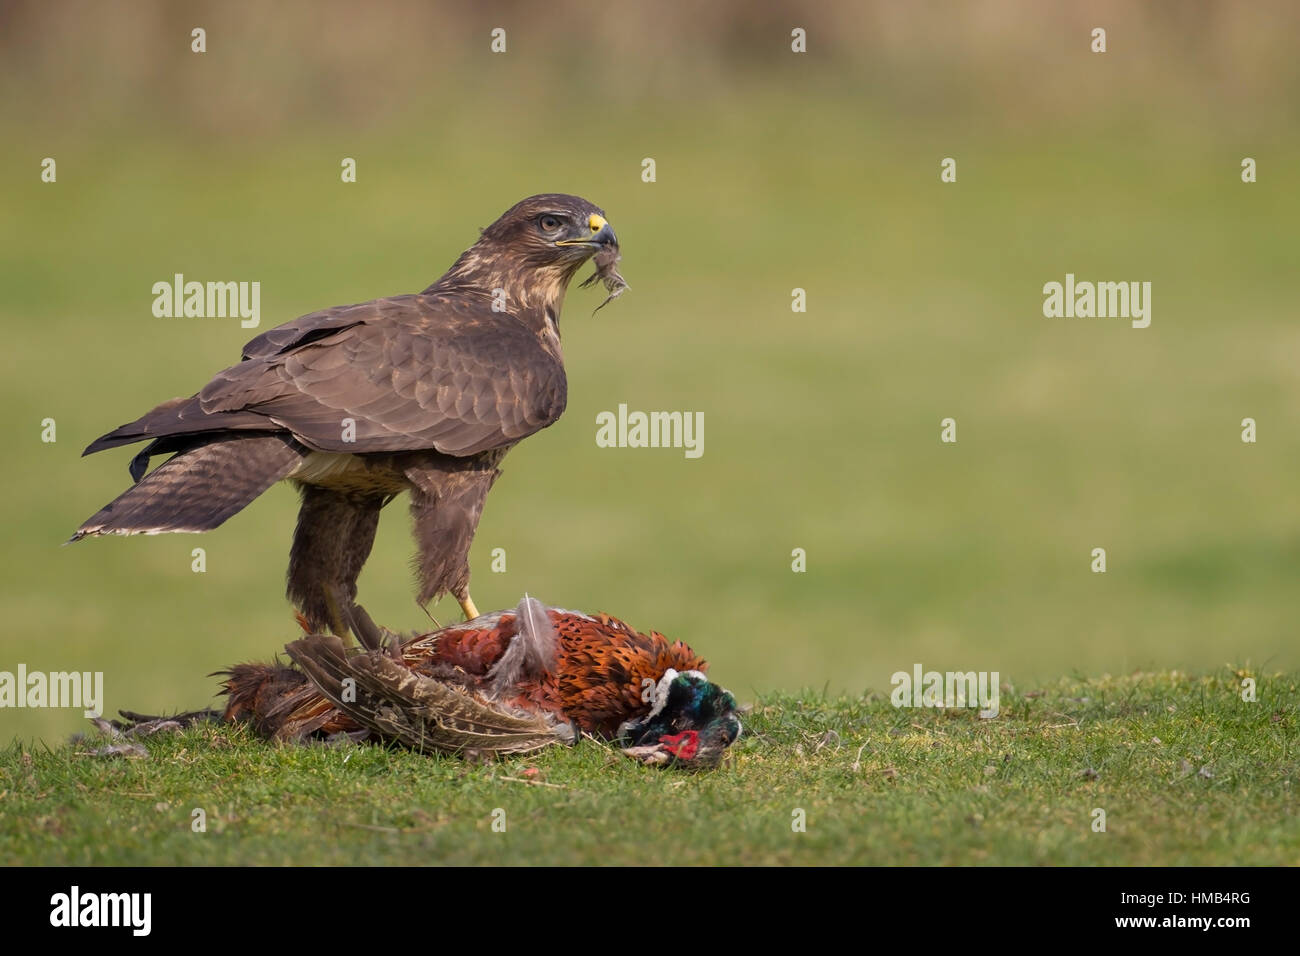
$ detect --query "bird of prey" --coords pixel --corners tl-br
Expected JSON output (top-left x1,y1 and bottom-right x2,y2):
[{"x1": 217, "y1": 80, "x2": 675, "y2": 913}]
[{"x1": 72, "y1": 194, "x2": 622, "y2": 631}]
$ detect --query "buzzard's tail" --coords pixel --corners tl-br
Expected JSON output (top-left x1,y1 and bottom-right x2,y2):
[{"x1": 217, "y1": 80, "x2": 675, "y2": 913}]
[{"x1": 69, "y1": 434, "x2": 304, "y2": 540}]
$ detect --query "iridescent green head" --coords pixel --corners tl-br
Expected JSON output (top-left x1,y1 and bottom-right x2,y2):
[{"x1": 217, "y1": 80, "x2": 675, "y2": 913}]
[{"x1": 618, "y1": 669, "x2": 742, "y2": 769}]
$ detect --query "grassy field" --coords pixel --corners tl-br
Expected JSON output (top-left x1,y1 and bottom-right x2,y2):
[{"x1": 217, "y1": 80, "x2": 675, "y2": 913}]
[
  {"x1": 1, "y1": 4, "x2": 1298, "y2": 865},
  {"x1": 1, "y1": 670, "x2": 1294, "y2": 866},
  {"x1": 3, "y1": 102, "x2": 1297, "y2": 747}
]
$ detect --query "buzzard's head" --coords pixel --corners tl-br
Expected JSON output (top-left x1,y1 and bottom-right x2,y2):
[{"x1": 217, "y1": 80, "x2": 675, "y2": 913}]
[
  {"x1": 482, "y1": 193, "x2": 618, "y2": 267},
  {"x1": 437, "y1": 194, "x2": 623, "y2": 316}
]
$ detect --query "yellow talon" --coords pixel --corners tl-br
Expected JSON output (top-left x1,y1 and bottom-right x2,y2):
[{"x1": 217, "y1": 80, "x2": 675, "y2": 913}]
[{"x1": 459, "y1": 595, "x2": 480, "y2": 621}]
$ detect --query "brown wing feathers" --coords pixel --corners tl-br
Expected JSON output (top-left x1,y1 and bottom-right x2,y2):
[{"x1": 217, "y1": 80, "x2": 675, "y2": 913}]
[
  {"x1": 73, "y1": 300, "x2": 563, "y2": 538},
  {"x1": 80, "y1": 299, "x2": 563, "y2": 471}
]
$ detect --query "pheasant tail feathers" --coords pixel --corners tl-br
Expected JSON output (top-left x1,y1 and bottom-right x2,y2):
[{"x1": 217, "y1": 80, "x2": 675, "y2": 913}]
[{"x1": 286, "y1": 634, "x2": 560, "y2": 755}]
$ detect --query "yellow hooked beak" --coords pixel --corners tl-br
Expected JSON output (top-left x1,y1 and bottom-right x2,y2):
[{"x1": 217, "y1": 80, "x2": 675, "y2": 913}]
[{"x1": 557, "y1": 213, "x2": 617, "y2": 249}]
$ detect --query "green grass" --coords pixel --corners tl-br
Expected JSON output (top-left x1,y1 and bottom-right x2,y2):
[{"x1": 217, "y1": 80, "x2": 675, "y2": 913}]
[{"x1": 2, "y1": 670, "x2": 1294, "y2": 865}]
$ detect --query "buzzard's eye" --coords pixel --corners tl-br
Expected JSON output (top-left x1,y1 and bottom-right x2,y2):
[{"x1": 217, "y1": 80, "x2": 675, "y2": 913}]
[{"x1": 539, "y1": 215, "x2": 561, "y2": 232}]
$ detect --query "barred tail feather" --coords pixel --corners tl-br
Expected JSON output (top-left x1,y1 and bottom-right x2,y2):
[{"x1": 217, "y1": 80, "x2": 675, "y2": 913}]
[{"x1": 70, "y1": 434, "x2": 304, "y2": 540}]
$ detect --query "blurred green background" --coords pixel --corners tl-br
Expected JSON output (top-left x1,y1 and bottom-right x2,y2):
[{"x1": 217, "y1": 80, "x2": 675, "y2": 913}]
[{"x1": 2, "y1": 1, "x2": 1298, "y2": 743}]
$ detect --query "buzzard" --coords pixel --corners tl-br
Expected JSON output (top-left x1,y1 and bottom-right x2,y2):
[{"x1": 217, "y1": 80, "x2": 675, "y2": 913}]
[{"x1": 72, "y1": 194, "x2": 620, "y2": 631}]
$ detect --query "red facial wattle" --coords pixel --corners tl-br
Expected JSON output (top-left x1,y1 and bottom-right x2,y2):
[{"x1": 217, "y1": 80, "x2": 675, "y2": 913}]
[{"x1": 659, "y1": 730, "x2": 700, "y2": 760}]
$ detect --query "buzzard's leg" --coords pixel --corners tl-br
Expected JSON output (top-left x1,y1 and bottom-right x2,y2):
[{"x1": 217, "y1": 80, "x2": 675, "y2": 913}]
[
  {"x1": 405, "y1": 462, "x2": 499, "y2": 622},
  {"x1": 287, "y1": 485, "x2": 387, "y2": 634}
]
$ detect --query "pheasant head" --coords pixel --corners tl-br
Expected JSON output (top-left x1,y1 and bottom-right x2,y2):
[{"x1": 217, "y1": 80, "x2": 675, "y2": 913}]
[{"x1": 617, "y1": 669, "x2": 743, "y2": 770}]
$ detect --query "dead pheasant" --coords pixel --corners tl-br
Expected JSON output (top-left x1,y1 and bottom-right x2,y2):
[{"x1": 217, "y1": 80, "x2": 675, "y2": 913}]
[{"x1": 131, "y1": 596, "x2": 742, "y2": 770}]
